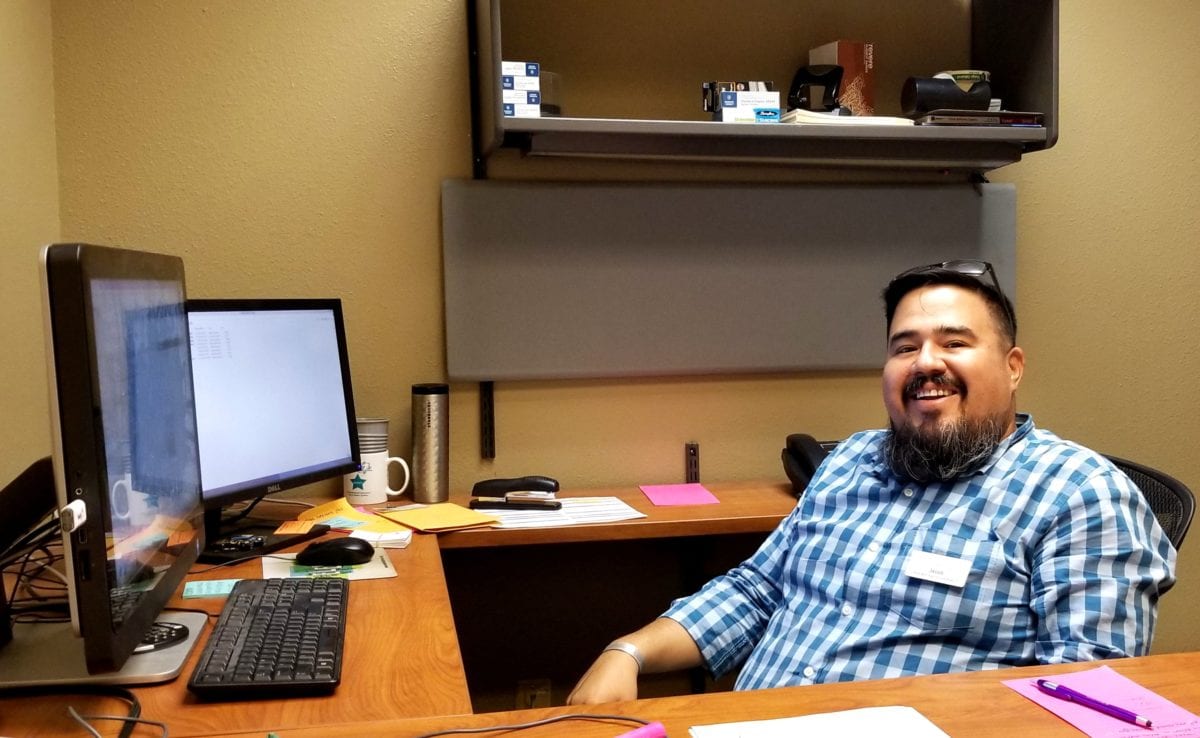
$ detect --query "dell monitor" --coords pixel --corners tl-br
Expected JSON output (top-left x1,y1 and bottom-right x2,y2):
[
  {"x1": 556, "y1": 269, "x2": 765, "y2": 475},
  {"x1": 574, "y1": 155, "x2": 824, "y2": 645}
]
[
  {"x1": 186, "y1": 299, "x2": 358, "y2": 561},
  {"x1": 0, "y1": 243, "x2": 208, "y2": 687}
]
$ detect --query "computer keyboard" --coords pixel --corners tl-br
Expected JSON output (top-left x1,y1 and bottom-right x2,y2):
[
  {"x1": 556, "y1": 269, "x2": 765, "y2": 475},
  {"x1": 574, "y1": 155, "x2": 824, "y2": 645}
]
[{"x1": 187, "y1": 577, "x2": 349, "y2": 699}]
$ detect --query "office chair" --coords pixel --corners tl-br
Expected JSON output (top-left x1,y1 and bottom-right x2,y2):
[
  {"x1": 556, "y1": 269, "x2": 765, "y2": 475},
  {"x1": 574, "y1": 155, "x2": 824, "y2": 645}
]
[
  {"x1": 1103, "y1": 455, "x2": 1195, "y2": 551},
  {"x1": 781, "y1": 437, "x2": 1196, "y2": 550}
]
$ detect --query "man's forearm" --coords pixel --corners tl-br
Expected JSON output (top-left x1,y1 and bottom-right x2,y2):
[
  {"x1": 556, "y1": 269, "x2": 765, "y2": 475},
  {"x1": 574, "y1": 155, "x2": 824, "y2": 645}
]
[
  {"x1": 610, "y1": 617, "x2": 703, "y2": 673},
  {"x1": 567, "y1": 617, "x2": 703, "y2": 705}
]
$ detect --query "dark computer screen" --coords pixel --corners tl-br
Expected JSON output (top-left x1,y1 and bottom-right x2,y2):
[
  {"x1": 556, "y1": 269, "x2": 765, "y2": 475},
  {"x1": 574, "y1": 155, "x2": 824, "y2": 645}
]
[
  {"x1": 186, "y1": 299, "x2": 358, "y2": 557},
  {"x1": 2, "y1": 242, "x2": 208, "y2": 683}
]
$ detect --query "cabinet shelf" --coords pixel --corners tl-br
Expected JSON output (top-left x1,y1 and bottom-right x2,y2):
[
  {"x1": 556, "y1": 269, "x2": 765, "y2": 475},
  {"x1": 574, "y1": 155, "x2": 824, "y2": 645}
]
[
  {"x1": 493, "y1": 115, "x2": 1048, "y2": 172},
  {"x1": 470, "y1": 0, "x2": 1058, "y2": 176}
]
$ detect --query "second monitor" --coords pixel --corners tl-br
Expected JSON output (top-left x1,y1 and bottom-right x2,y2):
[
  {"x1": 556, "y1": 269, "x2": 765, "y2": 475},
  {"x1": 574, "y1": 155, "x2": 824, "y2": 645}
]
[{"x1": 187, "y1": 299, "x2": 359, "y2": 561}]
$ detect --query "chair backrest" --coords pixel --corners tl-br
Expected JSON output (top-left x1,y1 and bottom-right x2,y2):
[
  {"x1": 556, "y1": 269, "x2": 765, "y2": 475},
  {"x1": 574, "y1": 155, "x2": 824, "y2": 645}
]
[
  {"x1": 780, "y1": 436, "x2": 1196, "y2": 550},
  {"x1": 1105, "y1": 454, "x2": 1196, "y2": 551}
]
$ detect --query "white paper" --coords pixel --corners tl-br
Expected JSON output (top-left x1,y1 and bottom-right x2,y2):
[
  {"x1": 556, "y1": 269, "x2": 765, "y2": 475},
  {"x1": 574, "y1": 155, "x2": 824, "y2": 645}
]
[
  {"x1": 485, "y1": 496, "x2": 646, "y2": 529},
  {"x1": 689, "y1": 705, "x2": 950, "y2": 738},
  {"x1": 261, "y1": 551, "x2": 398, "y2": 581},
  {"x1": 350, "y1": 528, "x2": 413, "y2": 549}
]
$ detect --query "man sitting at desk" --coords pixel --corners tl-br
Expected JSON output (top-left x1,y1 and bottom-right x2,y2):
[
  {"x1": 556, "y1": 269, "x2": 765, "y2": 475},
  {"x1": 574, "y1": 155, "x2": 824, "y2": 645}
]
[{"x1": 568, "y1": 261, "x2": 1176, "y2": 704}]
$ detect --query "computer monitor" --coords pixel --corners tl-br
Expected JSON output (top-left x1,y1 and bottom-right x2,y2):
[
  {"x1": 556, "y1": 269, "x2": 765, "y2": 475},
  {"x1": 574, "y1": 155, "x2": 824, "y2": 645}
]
[
  {"x1": 186, "y1": 299, "x2": 358, "y2": 561},
  {"x1": 0, "y1": 243, "x2": 208, "y2": 687}
]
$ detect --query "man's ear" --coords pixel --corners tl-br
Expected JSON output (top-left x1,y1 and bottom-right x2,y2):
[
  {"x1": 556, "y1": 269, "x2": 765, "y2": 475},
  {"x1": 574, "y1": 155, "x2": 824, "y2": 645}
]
[{"x1": 1007, "y1": 346, "x2": 1025, "y2": 389}]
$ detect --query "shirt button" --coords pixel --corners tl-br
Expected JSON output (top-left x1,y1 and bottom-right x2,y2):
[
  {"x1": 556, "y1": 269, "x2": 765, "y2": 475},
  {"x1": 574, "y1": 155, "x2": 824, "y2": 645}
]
[
  {"x1": 903, "y1": 488, "x2": 914, "y2": 497},
  {"x1": 868, "y1": 542, "x2": 881, "y2": 553},
  {"x1": 803, "y1": 666, "x2": 816, "y2": 678},
  {"x1": 841, "y1": 603, "x2": 854, "y2": 616}
]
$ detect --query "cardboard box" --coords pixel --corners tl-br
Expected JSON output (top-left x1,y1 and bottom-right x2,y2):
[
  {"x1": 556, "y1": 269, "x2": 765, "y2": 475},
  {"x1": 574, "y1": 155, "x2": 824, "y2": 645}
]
[
  {"x1": 501, "y1": 75, "x2": 540, "y2": 92},
  {"x1": 500, "y1": 60, "x2": 541, "y2": 118},
  {"x1": 718, "y1": 90, "x2": 781, "y2": 123},
  {"x1": 500, "y1": 61, "x2": 539, "y2": 78},
  {"x1": 502, "y1": 102, "x2": 541, "y2": 118},
  {"x1": 702, "y1": 80, "x2": 775, "y2": 113},
  {"x1": 502, "y1": 89, "x2": 542, "y2": 106},
  {"x1": 809, "y1": 40, "x2": 874, "y2": 116}
]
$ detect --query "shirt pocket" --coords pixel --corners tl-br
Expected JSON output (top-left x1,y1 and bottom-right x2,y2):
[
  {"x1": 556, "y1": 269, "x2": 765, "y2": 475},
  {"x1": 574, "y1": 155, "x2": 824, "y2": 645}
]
[{"x1": 855, "y1": 529, "x2": 1010, "y2": 634}]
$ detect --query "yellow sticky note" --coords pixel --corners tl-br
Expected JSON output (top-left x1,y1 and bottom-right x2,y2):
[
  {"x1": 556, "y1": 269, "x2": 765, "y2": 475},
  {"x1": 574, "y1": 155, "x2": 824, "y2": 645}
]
[
  {"x1": 381, "y1": 503, "x2": 498, "y2": 532},
  {"x1": 274, "y1": 519, "x2": 317, "y2": 535}
]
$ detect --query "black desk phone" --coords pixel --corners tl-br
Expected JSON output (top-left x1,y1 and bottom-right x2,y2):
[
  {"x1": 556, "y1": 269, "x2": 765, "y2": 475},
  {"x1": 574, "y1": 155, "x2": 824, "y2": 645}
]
[{"x1": 781, "y1": 434, "x2": 836, "y2": 497}]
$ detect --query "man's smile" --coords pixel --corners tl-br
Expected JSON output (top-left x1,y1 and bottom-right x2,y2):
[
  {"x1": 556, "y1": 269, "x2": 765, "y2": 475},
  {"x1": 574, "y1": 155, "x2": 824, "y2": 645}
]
[{"x1": 904, "y1": 375, "x2": 964, "y2": 408}]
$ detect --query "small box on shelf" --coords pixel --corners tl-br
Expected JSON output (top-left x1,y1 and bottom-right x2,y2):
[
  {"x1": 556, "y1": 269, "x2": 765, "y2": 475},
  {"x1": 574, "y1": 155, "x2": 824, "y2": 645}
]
[
  {"x1": 809, "y1": 40, "x2": 875, "y2": 116},
  {"x1": 719, "y1": 90, "x2": 781, "y2": 123},
  {"x1": 501, "y1": 60, "x2": 541, "y2": 118},
  {"x1": 502, "y1": 89, "x2": 541, "y2": 106}
]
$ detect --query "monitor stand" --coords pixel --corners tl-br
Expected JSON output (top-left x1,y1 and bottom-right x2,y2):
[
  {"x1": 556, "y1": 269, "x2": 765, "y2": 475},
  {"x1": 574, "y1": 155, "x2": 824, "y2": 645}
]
[
  {"x1": 198, "y1": 508, "x2": 330, "y2": 564},
  {"x1": 0, "y1": 610, "x2": 208, "y2": 688}
]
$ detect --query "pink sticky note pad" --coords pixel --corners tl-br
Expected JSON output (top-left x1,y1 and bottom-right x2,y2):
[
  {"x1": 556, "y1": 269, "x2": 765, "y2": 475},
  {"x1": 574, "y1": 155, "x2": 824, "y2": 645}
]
[
  {"x1": 639, "y1": 483, "x2": 719, "y2": 506},
  {"x1": 1003, "y1": 665, "x2": 1200, "y2": 737}
]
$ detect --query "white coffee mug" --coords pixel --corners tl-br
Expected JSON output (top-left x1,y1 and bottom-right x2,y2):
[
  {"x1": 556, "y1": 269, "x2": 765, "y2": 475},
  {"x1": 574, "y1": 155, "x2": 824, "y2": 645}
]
[
  {"x1": 344, "y1": 451, "x2": 410, "y2": 505},
  {"x1": 110, "y1": 476, "x2": 156, "y2": 526}
]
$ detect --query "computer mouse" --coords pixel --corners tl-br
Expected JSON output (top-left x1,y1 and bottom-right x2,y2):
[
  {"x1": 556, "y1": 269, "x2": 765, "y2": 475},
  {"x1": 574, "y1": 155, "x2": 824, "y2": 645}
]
[{"x1": 295, "y1": 537, "x2": 375, "y2": 566}]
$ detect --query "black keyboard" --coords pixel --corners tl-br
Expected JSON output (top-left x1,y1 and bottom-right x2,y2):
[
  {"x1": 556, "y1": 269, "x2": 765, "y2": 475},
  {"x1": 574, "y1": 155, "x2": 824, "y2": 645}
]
[{"x1": 187, "y1": 577, "x2": 349, "y2": 699}]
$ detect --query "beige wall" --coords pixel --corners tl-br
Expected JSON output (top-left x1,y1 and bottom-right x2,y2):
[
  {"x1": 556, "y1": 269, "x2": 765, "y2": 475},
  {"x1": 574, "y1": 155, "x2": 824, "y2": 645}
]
[
  {"x1": 0, "y1": 0, "x2": 58, "y2": 486},
  {"x1": 2, "y1": 1, "x2": 1197, "y2": 651}
]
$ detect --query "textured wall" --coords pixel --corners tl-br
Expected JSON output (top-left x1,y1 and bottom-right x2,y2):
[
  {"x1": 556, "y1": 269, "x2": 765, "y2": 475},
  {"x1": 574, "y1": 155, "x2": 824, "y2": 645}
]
[
  {"x1": 0, "y1": 1, "x2": 58, "y2": 485},
  {"x1": 994, "y1": 1, "x2": 1200, "y2": 653}
]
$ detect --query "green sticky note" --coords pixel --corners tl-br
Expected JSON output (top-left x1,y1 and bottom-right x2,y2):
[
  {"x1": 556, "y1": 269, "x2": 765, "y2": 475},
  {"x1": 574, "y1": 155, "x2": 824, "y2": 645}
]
[{"x1": 183, "y1": 578, "x2": 240, "y2": 598}]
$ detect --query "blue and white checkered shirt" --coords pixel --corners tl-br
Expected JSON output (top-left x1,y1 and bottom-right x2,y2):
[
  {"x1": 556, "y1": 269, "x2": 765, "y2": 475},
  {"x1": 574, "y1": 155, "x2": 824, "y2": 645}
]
[{"x1": 664, "y1": 415, "x2": 1176, "y2": 689}]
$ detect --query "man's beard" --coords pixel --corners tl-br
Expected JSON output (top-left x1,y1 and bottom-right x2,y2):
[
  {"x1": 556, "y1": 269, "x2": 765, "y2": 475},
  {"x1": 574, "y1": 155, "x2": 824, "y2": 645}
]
[{"x1": 884, "y1": 413, "x2": 1007, "y2": 484}]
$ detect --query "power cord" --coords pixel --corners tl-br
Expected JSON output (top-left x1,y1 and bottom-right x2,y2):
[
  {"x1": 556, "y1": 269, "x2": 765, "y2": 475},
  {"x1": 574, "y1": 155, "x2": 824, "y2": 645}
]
[
  {"x1": 187, "y1": 552, "x2": 298, "y2": 575},
  {"x1": 1, "y1": 686, "x2": 149, "y2": 738},
  {"x1": 69, "y1": 705, "x2": 169, "y2": 738},
  {"x1": 411, "y1": 713, "x2": 652, "y2": 737}
]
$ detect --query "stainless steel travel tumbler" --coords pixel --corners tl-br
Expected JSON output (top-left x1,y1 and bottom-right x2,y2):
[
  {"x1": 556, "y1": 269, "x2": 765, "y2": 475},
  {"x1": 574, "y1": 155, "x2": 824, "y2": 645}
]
[{"x1": 411, "y1": 383, "x2": 448, "y2": 504}]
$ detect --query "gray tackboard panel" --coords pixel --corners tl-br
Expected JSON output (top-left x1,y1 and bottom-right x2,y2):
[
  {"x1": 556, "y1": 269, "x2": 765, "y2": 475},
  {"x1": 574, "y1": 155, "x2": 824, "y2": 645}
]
[{"x1": 442, "y1": 180, "x2": 1015, "y2": 380}]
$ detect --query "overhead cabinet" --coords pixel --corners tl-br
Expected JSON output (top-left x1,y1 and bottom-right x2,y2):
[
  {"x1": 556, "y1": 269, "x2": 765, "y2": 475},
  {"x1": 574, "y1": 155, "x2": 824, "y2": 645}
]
[{"x1": 470, "y1": 0, "x2": 1057, "y2": 174}]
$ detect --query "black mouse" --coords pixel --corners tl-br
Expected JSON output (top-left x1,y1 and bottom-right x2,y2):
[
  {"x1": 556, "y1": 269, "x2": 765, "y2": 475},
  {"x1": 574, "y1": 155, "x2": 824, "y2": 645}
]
[{"x1": 295, "y1": 537, "x2": 375, "y2": 566}]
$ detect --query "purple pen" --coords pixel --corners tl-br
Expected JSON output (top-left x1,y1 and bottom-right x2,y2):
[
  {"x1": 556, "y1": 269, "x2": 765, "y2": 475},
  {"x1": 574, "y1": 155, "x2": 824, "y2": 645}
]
[{"x1": 1036, "y1": 679, "x2": 1153, "y2": 729}]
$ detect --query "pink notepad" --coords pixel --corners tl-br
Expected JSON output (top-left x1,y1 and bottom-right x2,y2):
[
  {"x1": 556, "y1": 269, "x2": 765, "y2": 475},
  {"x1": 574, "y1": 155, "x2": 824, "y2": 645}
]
[
  {"x1": 639, "y1": 483, "x2": 719, "y2": 506},
  {"x1": 1003, "y1": 665, "x2": 1200, "y2": 737}
]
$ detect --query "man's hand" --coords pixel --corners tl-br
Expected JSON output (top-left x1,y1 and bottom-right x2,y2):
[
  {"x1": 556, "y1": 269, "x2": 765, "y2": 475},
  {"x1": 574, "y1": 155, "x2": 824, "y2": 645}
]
[{"x1": 566, "y1": 649, "x2": 640, "y2": 705}]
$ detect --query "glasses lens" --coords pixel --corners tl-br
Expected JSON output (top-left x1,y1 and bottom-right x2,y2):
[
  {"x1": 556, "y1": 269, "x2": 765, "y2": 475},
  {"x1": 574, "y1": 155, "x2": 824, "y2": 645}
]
[{"x1": 940, "y1": 260, "x2": 988, "y2": 277}]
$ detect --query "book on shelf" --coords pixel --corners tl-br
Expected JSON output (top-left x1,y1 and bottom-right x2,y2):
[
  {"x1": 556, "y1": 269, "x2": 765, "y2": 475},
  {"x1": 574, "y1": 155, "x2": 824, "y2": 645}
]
[
  {"x1": 780, "y1": 108, "x2": 912, "y2": 126},
  {"x1": 915, "y1": 109, "x2": 1044, "y2": 126},
  {"x1": 809, "y1": 40, "x2": 875, "y2": 116}
]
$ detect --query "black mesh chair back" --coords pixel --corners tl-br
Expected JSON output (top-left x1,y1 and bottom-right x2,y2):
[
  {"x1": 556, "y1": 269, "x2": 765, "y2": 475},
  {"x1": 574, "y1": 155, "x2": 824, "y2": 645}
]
[{"x1": 1105, "y1": 455, "x2": 1195, "y2": 551}]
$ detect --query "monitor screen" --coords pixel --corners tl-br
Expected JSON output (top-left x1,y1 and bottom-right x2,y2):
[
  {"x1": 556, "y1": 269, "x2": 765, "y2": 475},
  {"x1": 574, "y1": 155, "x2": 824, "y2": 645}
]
[
  {"x1": 1, "y1": 243, "x2": 208, "y2": 684},
  {"x1": 187, "y1": 299, "x2": 358, "y2": 557}
]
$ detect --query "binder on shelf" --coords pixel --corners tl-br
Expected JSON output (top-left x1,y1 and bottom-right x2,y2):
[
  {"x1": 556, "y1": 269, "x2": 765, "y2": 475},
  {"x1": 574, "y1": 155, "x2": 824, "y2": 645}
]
[{"x1": 914, "y1": 109, "x2": 1044, "y2": 126}]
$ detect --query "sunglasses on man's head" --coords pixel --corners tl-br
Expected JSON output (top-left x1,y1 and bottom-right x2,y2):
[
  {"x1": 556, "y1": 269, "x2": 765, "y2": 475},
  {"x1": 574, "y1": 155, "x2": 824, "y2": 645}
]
[{"x1": 895, "y1": 260, "x2": 1015, "y2": 337}]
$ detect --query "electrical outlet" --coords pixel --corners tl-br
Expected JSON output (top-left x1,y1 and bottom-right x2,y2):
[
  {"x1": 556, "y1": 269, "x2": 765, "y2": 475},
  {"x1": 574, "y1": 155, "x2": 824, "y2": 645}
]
[{"x1": 515, "y1": 678, "x2": 552, "y2": 709}]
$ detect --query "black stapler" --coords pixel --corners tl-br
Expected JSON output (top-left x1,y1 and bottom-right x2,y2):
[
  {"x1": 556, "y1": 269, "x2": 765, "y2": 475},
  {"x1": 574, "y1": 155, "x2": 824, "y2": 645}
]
[
  {"x1": 787, "y1": 64, "x2": 844, "y2": 112},
  {"x1": 469, "y1": 475, "x2": 562, "y2": 510}
]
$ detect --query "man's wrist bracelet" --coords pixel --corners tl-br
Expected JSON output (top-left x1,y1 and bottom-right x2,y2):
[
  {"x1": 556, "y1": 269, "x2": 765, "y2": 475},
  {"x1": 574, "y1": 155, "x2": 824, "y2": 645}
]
[{"x1": 603, "y1": 640, "x2": 644, "y2": 673}]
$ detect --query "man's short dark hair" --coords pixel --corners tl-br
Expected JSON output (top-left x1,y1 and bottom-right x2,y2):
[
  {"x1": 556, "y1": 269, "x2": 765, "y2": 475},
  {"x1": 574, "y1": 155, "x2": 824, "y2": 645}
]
[{"x1": 883, "y1": 267, "x2": 1017, "y2": 347}]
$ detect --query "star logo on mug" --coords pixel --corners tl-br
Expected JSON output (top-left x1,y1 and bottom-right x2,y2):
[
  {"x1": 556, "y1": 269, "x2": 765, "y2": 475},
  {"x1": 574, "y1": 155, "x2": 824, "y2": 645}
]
[{"x1": 350, "y1": 474, "x2": 367, "y2": 490}]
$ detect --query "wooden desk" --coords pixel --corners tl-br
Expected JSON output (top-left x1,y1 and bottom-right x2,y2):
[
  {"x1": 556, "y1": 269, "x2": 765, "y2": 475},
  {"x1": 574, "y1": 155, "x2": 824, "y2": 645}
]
[
  {"x1": 439, "y1": 481, "x2": 797, "y2": 549},
  {"x1": 0, "y1": 535, "x2": 471, "y2": 738},
  {"x1": 210, "y1": 651, "x2": 1200, "y2": 737},
  {"x1": 438, "y1": 482, "x2": 797, "y2": 710},
  {"x1": 0, "y1": 481, "x2": 795, "y2": 735}
]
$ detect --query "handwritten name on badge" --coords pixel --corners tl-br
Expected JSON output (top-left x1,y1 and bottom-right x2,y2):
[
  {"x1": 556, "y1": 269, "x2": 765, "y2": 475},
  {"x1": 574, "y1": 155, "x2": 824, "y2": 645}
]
[{"x1": 903, "y1": 550, "x2": 971, "y2": 588}]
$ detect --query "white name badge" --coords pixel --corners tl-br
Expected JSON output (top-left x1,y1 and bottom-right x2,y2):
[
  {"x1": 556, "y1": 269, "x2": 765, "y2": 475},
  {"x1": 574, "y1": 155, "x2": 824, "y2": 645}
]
[{"x1": 903, "y1": 550, "x2": 971, "y2": 588}]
